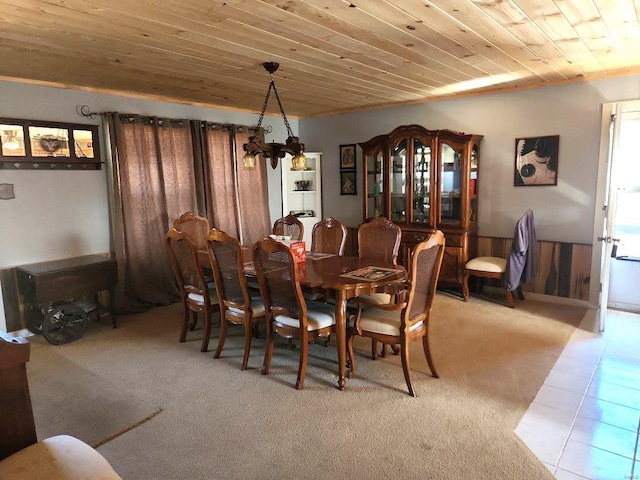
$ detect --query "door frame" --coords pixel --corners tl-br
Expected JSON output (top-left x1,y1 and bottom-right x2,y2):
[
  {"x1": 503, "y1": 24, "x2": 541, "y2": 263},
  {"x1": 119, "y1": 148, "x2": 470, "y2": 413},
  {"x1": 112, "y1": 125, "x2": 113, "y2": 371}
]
[{"x1": 590, "y1": 99, "x2": 640, "y2": 331}]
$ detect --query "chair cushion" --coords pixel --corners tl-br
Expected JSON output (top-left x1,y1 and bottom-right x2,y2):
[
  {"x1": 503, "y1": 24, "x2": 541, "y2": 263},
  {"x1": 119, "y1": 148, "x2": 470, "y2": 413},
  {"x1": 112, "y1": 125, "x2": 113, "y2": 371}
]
[
  {"x1": 188, "y1": 286, "x2": 218, "y2": 305},
  {"x1": 228, "y1": 297, "x2": 266, "y2": 317},
  {"x1": 275, "y1": 301, "x2": 336, "y2": 331},
  {"x1": 356, "y1": 292, "x2": 392, "y2": 306},
  {"x1": 359, "y1": 308, "x2": 423, "y2": 337},
  {"x1": 0, "y1": 435, "x2": 122, "y2": 479},
  {"x1": 465, "y1": 256, "x2": 507, "y2": 273}
]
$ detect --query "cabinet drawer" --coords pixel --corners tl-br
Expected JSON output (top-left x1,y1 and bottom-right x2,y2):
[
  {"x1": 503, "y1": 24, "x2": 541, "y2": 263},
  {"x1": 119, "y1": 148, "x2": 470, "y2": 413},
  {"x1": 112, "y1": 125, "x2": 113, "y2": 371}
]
[
  {"x1": 444, "y1": 233, "x2": 462, "y2": 247},
  {"x1": 402, "y1": 231, "x2": 431, "y2": 244}
]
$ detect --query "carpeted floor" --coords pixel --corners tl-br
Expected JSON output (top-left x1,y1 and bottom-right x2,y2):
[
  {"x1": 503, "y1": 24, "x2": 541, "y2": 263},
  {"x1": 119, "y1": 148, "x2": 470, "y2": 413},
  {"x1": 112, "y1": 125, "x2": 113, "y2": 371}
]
[{"x1": 25, "y1": 292, "x2": 587, "y2": 479}]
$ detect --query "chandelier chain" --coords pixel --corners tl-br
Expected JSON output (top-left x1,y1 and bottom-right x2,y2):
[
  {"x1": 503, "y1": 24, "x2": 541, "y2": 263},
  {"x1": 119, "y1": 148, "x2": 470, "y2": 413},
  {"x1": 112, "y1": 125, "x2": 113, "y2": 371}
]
[{"x1": 256, "y1": 78, "x2": 294, "y2": 138}]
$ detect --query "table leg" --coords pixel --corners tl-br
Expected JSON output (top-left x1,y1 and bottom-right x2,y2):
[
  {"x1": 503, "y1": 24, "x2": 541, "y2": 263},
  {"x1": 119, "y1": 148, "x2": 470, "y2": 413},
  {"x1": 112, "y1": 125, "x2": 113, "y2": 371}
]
[{"x1": 334, "y1": 290, "x2": 347, "y2": 390}]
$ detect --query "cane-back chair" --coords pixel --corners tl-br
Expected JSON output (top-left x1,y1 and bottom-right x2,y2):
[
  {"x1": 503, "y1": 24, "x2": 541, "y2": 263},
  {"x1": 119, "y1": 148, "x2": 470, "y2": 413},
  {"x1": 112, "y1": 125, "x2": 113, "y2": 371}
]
[
  {"x1": 253, "y1": 237, "x2": 336, "y2": 390},
  {"x1": 165, "y1": 228, "x2": 219, "y2": 353},
  {"x1": 272, "y1": 214, "x2": 304, "y2": 241},
  {"x1": 355, "y1": 217, "x2": 403, "y2": 357},
  {"x1": 347, "y1": 230, "x2": 445, "y2": 396},
  {"x1": 207, "y1": 229, "x2": 266, "y2": 370},
  {"x1": 311, "y1": 217, "x2": 348, "y2": 256},
  {"x1": 173, "y1": 212, "x2": 210, "y2": 251}
]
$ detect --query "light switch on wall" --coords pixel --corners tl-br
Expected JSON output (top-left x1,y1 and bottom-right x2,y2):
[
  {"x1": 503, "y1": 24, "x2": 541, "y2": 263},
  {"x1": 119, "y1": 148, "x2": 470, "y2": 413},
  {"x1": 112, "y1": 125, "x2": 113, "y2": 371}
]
[{"x1": 0, "y1": 183, "x2": 15, "y2": 200}]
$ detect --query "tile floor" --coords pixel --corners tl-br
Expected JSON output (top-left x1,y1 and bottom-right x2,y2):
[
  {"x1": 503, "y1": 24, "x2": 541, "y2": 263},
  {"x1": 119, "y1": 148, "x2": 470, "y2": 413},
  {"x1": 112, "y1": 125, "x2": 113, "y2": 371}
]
[{"x1": 516, "y1": 308, "x2": 640, "y2": 480}]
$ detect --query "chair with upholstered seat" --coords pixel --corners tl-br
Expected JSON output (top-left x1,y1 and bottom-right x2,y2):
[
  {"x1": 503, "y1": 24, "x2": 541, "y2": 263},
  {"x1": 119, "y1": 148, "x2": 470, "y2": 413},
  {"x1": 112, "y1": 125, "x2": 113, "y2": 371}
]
[
  {"x1": 165, "y1": 228, "x2": 220, "y2": 352},
  {"x1": 272, "y1": 214, "x2": 304, "y2": 241},
  {"x1": 462, "y1": 209, "x2": 537, "y2": 308},
  {"x1": 347, "y1": 230, "x2": 445, "y2": 397},
  {"x1": 253, "y1": 237, "x2": 336, "y2": 390},
  {"x1": 206, "y1": 229, "x2": 266, "y2": 370},
  {"x1": 355, "y1": 217, "x2": 402, "y2": 358},
  {"x1": 173, "y1": 211, "x2": 210, "y2": 251},
  {"x1": 311, "y1": 217, "x2": 348, "y2": 256}
]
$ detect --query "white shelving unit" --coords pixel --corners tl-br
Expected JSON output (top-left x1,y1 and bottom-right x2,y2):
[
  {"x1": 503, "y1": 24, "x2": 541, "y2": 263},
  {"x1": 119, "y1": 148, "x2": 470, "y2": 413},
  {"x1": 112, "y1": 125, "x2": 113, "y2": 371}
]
[{"x1": 281, "y1": 152, "x2": 322, "y2": 246}]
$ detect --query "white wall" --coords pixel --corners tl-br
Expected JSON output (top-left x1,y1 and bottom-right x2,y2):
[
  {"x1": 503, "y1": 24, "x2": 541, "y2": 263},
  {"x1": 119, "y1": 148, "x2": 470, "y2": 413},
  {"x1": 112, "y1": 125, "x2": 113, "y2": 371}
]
[
  {"x1": 301, "y1": 75, "x2": 640, "y2": 243},
  {"x1": 0, "y1": 80, "x2": 294, "y2": 331}
]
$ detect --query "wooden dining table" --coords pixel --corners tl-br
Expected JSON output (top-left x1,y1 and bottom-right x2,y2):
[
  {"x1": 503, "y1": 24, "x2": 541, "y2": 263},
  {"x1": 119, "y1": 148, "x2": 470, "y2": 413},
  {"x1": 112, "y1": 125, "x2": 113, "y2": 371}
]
[{"x1": 198, "y1": 249, "x2": 407, "y2": 390}]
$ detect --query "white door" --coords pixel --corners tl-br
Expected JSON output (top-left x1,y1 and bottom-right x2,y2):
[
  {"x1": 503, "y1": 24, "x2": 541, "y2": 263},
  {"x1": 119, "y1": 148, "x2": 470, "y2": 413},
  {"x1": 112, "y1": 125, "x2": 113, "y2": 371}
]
[
  {"x1": 592, "y1": 101, "x2": 640, "y2": 331},
  {"x1": 607, "y1": 110, "x2": 640, "y2": 312}
]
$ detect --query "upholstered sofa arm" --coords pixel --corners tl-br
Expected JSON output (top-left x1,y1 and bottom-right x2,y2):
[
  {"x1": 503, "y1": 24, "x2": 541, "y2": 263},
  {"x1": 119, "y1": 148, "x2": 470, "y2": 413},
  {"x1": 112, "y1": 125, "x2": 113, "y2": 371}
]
[{"x1": 0, "y1": 434, "x2": 122, "y2": 479}]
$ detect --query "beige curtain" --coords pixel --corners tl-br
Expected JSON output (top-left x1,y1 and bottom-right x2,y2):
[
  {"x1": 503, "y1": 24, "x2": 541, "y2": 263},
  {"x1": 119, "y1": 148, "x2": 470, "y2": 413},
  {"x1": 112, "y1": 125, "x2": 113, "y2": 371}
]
[{"x1": 106, "y1": 114, "x2": 198, "y2": 312}]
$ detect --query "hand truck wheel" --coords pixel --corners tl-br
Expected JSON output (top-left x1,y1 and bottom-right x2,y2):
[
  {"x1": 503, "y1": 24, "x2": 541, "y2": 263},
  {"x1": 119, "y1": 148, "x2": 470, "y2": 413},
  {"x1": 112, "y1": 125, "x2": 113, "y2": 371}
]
[{"x1": 43, "y1": 303, "x2": 89, "y2": 345}]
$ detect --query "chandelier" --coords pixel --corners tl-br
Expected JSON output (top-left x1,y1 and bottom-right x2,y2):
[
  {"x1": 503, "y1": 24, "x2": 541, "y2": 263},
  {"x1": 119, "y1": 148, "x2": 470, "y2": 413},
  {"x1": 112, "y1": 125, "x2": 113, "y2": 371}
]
[{"x1": 242, "y1": 62, "x2": 306, "y2": 170}]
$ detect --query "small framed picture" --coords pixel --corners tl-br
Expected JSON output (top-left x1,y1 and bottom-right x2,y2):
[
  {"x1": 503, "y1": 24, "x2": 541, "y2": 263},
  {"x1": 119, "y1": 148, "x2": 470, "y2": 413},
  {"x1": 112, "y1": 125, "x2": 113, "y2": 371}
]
[
  {"x1": 514, "y1": 135, "x2": 559, "y2": 186},
  {"x1": 340, "y1": 171, "x2": 357, "y2": 195},
  {"x1": 339, "y1": 144, "x2": 356, "y2": 170}
]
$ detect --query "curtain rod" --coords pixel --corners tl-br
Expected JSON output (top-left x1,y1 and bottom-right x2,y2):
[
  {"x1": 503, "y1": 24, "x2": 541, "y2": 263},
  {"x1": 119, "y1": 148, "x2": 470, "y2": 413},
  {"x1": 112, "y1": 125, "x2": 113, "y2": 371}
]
[{"x1": 77, "y1": 105, "x2": 260, "y2": 133}]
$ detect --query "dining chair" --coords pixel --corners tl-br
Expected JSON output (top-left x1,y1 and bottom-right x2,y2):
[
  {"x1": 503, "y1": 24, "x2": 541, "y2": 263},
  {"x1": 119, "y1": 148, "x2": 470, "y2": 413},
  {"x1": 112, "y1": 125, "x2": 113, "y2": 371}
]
[
  {"x1": 252, "y1": 237, "x2": 336, "y2": 390},
  {"x1": 206, "y1": 229, "x2": 265, "y2": 370},
  {"x1": 355, "y1": 217, "x2": 402, "y2": 358},
  {"x1": 311, "y1": 217, "x2": 348, "y2": 255},
  {"x1": 165, "y1": 228, "x2": 220, "y2": 353},
  {"x1": 462, "y1": 209, "x2": 537, "y2": 308},
  {"x1": 272, "y1": 214, "x2": 304, "y2": 241},
  {"x1": 347, "y1": 230, "x2": 445, "y2": 397},
  {"x1": 173, "y1": 211, "x2": 210, "y2": 251}
]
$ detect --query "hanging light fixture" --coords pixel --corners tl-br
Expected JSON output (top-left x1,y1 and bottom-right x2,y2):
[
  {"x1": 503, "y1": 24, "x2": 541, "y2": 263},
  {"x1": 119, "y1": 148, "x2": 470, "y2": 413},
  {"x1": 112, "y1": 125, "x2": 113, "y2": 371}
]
[{"x1": 242, "y1": 62, "x2": 307, "y2": 171}]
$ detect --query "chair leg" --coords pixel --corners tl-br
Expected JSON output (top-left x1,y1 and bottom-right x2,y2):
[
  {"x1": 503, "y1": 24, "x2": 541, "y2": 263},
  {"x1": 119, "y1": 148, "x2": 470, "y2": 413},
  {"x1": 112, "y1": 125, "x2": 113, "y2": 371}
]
[
  {"x1": 517, "y1": 286, "x2": 525, "y2": 300},
  {"x1": 462, "y1": 270, "x2": 471, "y2": 301},
  {"x1": 213, "y1": 317, "x2": 228, "y2": 359},
  {"x1": 390, "y1": 344, "x2": 400, "y2": 355},
  {"x1": 346, "y1": 331, "x2": 356, "y2": 378},
  {"x1": 200, "y1": 308, "x2": 213, "y2": 352},
  {"x1": 179, "y1": 300, "x2": 189, "y2": 343},
  {"x1": 261, "y1": 322, "x2": 274, "y2": 375},
  {"x1": 241, "y1": 320, "x2": 253, "y2": 371},
  {"x1": 371, "y1": 339, "x2": 378, "y2": 360},
  {"x1": 422, "y1": 331, "x2": 439, "y2": 378},
  {"x1": 189, "y1": 310, "x2": 198, "y2": 331},
  {"x1": 295, "y1": 333, "x2": 309, "y2": 390},
  {"x1": 505, "y1": 290, "x2": 516, "y2": 308},
  {"x1": 380, "y1": 343, "x2": 387, "y2": 358},
  {"x1": 400, "y1": 338, "x2": 416, "y2": 397}
]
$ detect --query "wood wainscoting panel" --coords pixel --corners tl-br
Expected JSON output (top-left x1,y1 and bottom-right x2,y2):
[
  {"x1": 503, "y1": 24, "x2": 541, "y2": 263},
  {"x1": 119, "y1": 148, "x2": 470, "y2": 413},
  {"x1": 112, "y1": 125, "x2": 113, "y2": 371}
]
[{"x1": 477, "y1": 237, "x2": 592, "y2": 301}]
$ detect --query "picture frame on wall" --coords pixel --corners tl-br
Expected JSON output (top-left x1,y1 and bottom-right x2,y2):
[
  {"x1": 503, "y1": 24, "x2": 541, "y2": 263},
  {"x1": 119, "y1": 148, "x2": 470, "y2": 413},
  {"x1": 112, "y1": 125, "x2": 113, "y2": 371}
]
[
  {"x1": 340, "y1": 171, "x2": 357, "y2": 195},
  {"x1": 339, "y1": 144, "x2": 356, "y2": 170},
  {"x1": 514, "y1": 135, "x2": 559, "y2": 186}
]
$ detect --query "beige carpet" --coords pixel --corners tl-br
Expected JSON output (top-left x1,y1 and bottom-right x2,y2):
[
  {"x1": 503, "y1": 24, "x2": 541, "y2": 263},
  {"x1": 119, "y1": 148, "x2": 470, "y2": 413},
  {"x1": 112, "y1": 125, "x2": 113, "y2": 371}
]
[
  {"x1": 24, "y1": 293, "x2": 587, "y2": 479},
  {"x1": 28, "y1": 343, "x2": 162, "y2": 447}
]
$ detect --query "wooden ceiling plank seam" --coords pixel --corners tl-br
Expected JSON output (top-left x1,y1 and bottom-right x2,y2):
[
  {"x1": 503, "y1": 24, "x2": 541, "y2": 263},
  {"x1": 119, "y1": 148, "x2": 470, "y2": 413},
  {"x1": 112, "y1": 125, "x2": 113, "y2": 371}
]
[
  {"x1": 384, "y1": 0, "x2": 532, "y2": 75},
  {"x1": 517, "y1": 0, "x2": 605, "y2": 72},
  {"x1": 284, "y1": 0, "x2": 490, "y2": 78},
  {"x1": 427, "y1": 0, "x2": 566, "y2": 81},
  {"x1": 469, "y1": 0, "x2": 582, "y2": 77}
]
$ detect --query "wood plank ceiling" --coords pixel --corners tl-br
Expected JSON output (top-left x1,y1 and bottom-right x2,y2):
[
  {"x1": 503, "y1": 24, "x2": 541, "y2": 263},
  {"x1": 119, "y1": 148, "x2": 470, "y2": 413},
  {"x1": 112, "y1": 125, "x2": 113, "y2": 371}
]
[{"x1": 1, "y1": 0, "x2": 640, "y2": 118}]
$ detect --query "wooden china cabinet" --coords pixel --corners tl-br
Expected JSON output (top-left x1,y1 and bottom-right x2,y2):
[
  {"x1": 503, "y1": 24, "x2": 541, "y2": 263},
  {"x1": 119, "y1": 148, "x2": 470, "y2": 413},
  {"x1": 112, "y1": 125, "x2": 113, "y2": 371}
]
[{"x1": 358, "y1": 125, "x2": 482, "y2": 289}]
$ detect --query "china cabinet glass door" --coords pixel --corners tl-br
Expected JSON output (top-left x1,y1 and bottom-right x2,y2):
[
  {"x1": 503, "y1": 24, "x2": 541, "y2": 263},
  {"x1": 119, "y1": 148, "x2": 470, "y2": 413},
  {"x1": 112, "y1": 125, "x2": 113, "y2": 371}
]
[
  {"x1": 390, "y1": 139, "x2": 407, "y2": 223},
  {"x1": 440, "y1": 141, "x2": 463, "y2": 224},
  {"x1": 412, "y1": 137, "x2": 431, "y2": 225},
  {"x1": 366, "y1": 149, "x2": 384, "y2": 219},
  {"x1": 469, "y1": 144, "x2": 479, "y2": 223}
]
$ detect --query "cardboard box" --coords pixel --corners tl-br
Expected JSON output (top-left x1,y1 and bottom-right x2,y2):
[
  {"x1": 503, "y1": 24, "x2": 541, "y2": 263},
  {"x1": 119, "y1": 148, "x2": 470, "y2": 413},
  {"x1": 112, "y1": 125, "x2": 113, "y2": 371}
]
[{"x1": 289, "y1": 241, "x2": 306, "y2": 263}]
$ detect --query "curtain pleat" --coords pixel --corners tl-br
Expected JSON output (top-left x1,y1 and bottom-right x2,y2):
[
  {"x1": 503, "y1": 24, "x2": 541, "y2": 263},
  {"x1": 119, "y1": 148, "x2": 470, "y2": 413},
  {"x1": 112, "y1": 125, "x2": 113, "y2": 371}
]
[
  {"x1": 234, "y1": 128, "x2": 272, "y2": 245},
  {"x1": 203, "y1": 125, "x2": 239, "y2": 239}
]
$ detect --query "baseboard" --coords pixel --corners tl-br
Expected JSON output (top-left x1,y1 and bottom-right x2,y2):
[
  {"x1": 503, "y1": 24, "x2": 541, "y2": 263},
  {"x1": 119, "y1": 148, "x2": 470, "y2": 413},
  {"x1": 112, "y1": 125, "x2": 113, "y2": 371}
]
[{"x1": 483, "y1": 286, "x2": 595, "y2": 309}]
